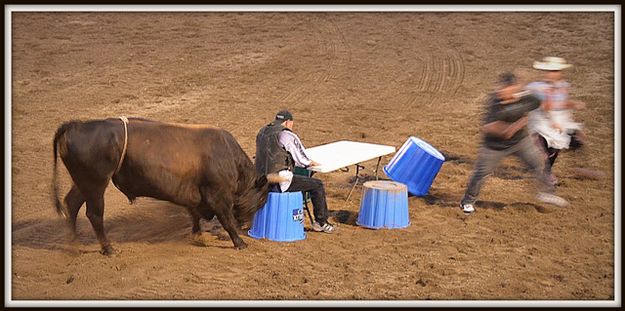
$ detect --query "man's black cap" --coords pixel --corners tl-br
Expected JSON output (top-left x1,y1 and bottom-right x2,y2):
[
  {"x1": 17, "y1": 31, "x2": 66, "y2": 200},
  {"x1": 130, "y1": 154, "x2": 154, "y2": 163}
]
[
  {"x1": 275, "y1": 110, "x2": 293, "y2": 122},
  {"x1": 498, "y1": 71, "x2": 518, "y2": 87}
]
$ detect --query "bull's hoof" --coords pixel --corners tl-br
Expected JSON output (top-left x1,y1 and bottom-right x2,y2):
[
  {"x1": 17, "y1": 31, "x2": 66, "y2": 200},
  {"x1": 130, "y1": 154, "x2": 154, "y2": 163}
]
[
  {"x1": 100, "y1": 245, "x2": 116, "y2": 256},
  {"x1": 234, "y1": 241, "x2": 248, "y2": 250}
]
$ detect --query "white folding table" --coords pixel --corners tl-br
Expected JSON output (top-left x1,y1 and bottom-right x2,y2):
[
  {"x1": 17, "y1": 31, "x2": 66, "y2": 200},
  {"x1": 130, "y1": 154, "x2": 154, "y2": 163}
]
[{"x1": 304, "y1": 140, "x2": 396, "y2": 200}]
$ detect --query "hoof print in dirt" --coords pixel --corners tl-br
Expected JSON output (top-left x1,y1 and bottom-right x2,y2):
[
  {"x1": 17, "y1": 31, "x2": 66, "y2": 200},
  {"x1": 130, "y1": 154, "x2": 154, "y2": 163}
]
[
  {"x1": 99, "y1": 246, "x2": 116, "y2": 256},
  {"x1": 191, "y1": 234, "x2": 212, "y2": 247}
]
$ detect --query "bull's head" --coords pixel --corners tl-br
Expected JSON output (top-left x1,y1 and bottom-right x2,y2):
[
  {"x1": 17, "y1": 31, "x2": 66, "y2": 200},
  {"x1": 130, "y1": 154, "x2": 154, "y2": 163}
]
[
  {"x1": 253, "y1": 172, "x2": 288, "y2": 210},
  {"x1": 234, "y1": 172, "x2": 289, "y2": 228}
]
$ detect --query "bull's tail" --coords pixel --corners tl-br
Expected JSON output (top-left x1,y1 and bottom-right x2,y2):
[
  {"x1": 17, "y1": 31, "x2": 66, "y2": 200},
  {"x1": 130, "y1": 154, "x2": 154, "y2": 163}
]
[
  {"x1": 52, "y1": 122, "x2": 74, "y2": 219},
  {"x1": 266, "y1": 172, "x2": 288, "y2": 184}
]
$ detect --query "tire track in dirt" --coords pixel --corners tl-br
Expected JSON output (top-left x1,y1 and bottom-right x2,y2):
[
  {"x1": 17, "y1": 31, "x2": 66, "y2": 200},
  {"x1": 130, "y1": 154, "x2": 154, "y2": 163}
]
[
  {"x1": 276, "y1": 14, "x2": 351, "y2": 105},
  {"x1": 355, "y1": 16, "x2": 465, "y2": 111},
  {"x1": 402, "y1": 17, "x2": 465, "y2": 107},
  {"x1": 316, "y1": 15, "x2": 352, "y2": 83},
  {"x1": 274, "y1": 15, "x2": 322, "y2": 105},
  {"x1": 407, "y1": 44, "x2": 465, "y2": 107}
]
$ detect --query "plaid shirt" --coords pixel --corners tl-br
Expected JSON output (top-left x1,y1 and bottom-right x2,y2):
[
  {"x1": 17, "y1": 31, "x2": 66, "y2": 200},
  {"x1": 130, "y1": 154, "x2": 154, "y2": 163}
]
[{"x1": 526, "y1": 80, "x2": 570, "y2": 111}]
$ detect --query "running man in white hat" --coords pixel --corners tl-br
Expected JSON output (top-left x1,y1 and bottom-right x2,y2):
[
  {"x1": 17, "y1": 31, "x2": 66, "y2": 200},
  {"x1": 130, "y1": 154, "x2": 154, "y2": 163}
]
[{"x1": 526, "y1": 57, "x2": 587, "y2": 185}]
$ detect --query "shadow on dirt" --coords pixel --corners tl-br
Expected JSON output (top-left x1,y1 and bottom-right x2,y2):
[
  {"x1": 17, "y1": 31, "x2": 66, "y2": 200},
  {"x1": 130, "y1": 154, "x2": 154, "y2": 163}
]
[
  {"x1": 442, "y1": 151, "x2": 535, "y2": 181},
  {"x1": 347, "y1": 174, "x2": 391, "y2": 185},
  {"x1": 493, "y1": 165, "x2": 533, "y2": 180},
  {"x1": 440, "y1": 151, "x2": 473, "y2": 165},
  {"x1": 475, "y1": 200, "x2": 507, "y2": 210},
  {"x1": 415, "y1": 193, "x2": 458, "y2": 208},
  {"x1": 330, "y1": 210, "x2": 358, "y2": 226},
  {"x1": 475, "y1": 200, "x2": 550, "y2": 213},
  {"x1": 507, "y1": 202, "x2": 550, "y2": 213}
]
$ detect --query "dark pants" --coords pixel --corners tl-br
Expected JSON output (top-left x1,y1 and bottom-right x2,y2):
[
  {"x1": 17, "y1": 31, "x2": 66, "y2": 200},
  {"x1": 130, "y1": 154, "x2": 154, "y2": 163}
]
[
  {"x1": 536, "y1": 134, "x2": 559, "y2": 175},
  {"x1": 536, "y1": 130, "x2": 584, "y2": 174},
  {"x1": 285, "y1": 174, "x2": 329, "y2": 225},
  {"x1": 461, "y1": 136, "x2": 554, "y2": 205}
]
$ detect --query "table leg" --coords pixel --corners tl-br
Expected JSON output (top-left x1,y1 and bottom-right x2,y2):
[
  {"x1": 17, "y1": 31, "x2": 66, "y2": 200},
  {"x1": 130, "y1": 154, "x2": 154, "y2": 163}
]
[
  {"x1": 374, "y1": 156, "x2": 382, "y2": 180},
  {"x1": 346, "y1": 176, "x2": 359, "y2": 202},
  {"x1": 346, "y1": 164, "x2": 361, "y2": 202}
]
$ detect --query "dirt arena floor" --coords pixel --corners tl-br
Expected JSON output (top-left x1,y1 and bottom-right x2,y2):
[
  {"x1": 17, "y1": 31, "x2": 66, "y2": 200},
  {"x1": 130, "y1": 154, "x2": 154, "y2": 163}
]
[{"x1": 10, "y1": 11, "x2": 616, "y2": 302}]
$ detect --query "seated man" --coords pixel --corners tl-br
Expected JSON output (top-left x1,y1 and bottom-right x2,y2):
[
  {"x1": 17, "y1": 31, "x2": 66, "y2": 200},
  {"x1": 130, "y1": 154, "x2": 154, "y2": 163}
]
[{"x1": 255, "y1": 110, "x2": 336, "y2": 233}]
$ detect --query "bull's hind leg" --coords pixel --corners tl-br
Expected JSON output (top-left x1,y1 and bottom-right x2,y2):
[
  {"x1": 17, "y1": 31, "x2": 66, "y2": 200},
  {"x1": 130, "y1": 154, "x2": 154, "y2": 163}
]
[
  {"x1": 85, "y1": 191, "x2": 114, "y2": 255},
  {"x1": 189, "y1": 208, "x2": 202, "y2": 236},
  {"x1": 63, "y1": 185, "x2": 86, "y2": 242},
  {"x1": 189, "y1": 207, "x2": 223, "y2": 247},
  {"x1": 187, "y1": 208, "x2": 209, "y2": 247}
]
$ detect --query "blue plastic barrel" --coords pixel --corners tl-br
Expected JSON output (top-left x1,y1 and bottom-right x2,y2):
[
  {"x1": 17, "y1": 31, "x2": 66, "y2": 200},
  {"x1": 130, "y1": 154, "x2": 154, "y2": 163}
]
[
  {"x1": 357, "y1": 181, "x2": 410, "y2": 229},
  {"x1": 248, "y1": 191, "x2": 305, "y2": 242},
  {"x1": 383, "y1": 136, "x2": 445, "y2": 196}
]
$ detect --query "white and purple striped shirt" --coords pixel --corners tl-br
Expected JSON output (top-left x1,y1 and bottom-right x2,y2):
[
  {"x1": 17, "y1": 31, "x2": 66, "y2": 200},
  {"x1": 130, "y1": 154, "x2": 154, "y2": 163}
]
[{"x1": 276, "y1": 130, "x2": 313, "y2": 191}]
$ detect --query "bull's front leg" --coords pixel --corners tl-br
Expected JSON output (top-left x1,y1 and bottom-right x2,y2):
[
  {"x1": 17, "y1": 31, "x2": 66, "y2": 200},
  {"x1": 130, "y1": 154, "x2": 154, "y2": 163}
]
[{"x1": 213, "y1": 205, "x2": 247, "y2": 250}]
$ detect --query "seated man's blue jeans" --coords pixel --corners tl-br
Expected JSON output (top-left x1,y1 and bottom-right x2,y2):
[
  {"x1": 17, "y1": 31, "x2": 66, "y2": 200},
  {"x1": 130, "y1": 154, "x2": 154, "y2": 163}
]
[{"x1": 284, "y1": 174, "x2": 330, "y2": 225}]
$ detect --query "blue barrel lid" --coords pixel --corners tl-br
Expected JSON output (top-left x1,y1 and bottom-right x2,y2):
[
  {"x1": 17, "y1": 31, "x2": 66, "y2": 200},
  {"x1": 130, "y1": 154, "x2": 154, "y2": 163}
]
[{"x1": 409, "y1": 136, "x2": 445, "y2": 161}]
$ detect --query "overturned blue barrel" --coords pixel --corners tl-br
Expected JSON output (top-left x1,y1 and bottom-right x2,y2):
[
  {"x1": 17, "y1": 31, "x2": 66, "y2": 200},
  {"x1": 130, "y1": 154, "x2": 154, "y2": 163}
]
[
  {"x1": 248, "y1": 192, "x2": 305, "y2": 242},
  {"x1": 357, "y1": 181, "x2": 410, "y2": 229},
  {"x1": 383, "y1": 136, "x2": 445, "y2": 196}
]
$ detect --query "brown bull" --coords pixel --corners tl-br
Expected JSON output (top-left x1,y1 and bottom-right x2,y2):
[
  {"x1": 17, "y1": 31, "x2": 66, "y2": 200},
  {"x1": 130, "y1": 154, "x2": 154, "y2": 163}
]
[{"x1": 52, "y1": 117, "x2": 279, "y2": 255}]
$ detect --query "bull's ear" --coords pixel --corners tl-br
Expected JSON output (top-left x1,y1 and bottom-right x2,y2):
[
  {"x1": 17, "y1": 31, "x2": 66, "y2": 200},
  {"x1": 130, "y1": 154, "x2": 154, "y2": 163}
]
[{"x1": 255, "y1": 175, "x2": 268, "y2": 189}]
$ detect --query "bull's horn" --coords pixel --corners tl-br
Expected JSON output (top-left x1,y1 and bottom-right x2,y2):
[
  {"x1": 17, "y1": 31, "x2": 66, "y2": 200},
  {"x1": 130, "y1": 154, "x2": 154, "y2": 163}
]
[{"x1": 266, "y1": 173, "x2": 289, "y2": 184}]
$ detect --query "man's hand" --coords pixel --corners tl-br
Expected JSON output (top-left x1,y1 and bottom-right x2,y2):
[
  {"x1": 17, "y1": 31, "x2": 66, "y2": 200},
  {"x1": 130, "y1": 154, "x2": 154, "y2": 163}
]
[
  {"x1": 483, "y1": 116, "x2": 528, "y2": 140},
  {"x1": 502, "y1": 116, "x2": 528, "y2": 139},
  {"x1": 514, "y1": 115, "x2": 528, "y2": 129},
  {"x1": 309, "y1": 160, "x2": 321, "y2": 167},
  {"x1": 569, "y1": 100, "x2": 586, "y2": 110},
  {"x1": 551, "y1": 122, "x2": 563, "y2": 133}
]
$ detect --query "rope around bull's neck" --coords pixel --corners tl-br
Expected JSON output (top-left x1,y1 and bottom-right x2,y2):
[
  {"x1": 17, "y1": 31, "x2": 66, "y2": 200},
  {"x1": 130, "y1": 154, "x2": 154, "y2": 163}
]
[{"x1": 115, "y1": 116, "x2": 129, "y2": 174}]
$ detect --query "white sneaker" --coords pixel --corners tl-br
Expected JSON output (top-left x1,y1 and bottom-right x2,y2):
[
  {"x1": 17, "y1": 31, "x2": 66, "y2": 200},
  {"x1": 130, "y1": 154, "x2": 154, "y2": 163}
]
[
  {"x1": 312, "y1": 221, "x2": 336, "y2": 234},
  {"x1": 460, "y1": 203, "x2": 475, "y2": 215},
  {"x1": 536, "y1": 192, "x2": 569, "y2": 207}
]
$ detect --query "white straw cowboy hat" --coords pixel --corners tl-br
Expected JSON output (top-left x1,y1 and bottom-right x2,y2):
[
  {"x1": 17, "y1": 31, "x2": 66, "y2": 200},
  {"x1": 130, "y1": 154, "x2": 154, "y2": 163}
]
[{"x1": 533, "y1": 56, "x2": 573, "y2": 71}]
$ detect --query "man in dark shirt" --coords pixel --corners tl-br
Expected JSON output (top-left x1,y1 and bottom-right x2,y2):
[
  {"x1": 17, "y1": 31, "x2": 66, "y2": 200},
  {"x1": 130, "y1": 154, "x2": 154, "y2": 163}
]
[{"x1": 460, "y1": 72, "x2": 569, "y2": 214}]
